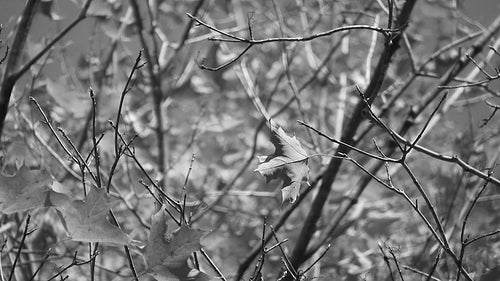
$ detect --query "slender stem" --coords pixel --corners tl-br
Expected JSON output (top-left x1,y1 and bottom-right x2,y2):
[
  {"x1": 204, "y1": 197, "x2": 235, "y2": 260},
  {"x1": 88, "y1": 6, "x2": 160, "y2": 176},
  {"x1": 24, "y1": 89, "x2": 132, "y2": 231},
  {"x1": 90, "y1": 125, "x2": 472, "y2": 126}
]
[
  {"x1": 129, "y1": 0, "x2": 166, "y2": 189},
  {"x1": 114, "y1": 50, "x2": 144, "y2": 158},
  {"x1": 200, "y1": 248, "x2": 227, "y2": 281},
  {"x1": 89, "y1": 89, "x2": 101, "y2": 188},
  {"x1": 8, "y1": 215, "x2": 31, "y2": 281}
]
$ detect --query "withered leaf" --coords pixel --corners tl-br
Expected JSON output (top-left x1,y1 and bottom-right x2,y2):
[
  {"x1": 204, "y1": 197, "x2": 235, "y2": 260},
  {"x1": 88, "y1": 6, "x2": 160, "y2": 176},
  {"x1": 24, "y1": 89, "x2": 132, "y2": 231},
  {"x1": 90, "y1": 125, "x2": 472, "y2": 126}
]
[{"x1": 255, "y1": 122, "x2": 309, "y2": 203}]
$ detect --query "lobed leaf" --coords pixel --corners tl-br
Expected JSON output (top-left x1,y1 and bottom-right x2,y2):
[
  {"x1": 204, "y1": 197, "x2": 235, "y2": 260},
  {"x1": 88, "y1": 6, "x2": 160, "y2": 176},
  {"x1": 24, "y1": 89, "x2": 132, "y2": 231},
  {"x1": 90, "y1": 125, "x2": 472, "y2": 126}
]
[
  {"x1": 58, "y1": 187, "x2": 130, "y2": 245},
  {"x1": 145, "y1": 210, "x2": 211, "y2": 280},
  {"x1": 255, "y1": 121, "x2": 309, "y2": 203},
  {"x1": 0, "y1": 164, "x2": 69, "y2": 214}
]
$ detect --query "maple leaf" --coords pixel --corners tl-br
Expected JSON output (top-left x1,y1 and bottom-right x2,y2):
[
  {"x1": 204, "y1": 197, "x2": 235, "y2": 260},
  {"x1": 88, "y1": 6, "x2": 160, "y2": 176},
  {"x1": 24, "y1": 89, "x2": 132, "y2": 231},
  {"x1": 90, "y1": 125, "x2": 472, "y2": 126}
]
[
  {"x1": 255, "y1": 122, "x2": 309, "y2": 203},
  {"x1": 145, "y1": 210, "x2": 211, "y2": 281},
  {"x1": 58, "y1": 187, "x2": 130, "y2": 245},
  {"x1": 0, "y1": 164, "x2": 69, "y2": 214}
]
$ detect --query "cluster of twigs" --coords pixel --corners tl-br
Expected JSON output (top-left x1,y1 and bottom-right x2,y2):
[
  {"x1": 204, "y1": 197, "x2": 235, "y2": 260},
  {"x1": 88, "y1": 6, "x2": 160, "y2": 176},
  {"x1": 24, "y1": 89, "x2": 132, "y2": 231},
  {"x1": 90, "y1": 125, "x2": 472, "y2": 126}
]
[
  {"x1": 1, "y1": 0, "x2": 500, "y2": 280},
  {"x1": 184, "y1": 1, "x2": 500, "y2": 280},
  {"x1": 0, "y1": 0, "x2": 226, "y2": 280}
]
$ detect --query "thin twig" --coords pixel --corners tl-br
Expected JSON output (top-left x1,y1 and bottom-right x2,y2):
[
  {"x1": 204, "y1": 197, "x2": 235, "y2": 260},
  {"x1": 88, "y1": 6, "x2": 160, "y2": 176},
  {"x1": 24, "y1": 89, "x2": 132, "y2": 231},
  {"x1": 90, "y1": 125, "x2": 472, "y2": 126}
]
[
  {"x1": 46, "y1": 252, "x2": 96, "y2": 281},
  {"x1": 28, "y1": 251, "x2": 51, "y2": 281},
  {"x1": 187, "y1": 12, "x2": 402, "y2": 71},
  {"x1": 188, "y1": 13, "x2": 401, "y2": 44},
  {"x1": 298, "y1": 120, "x2": 399, "y2": 162},
  {"x1": 389, "y1": 248, "x2": 405, "y2": 281},
  {"x1": 300, "y1": 244, "x2": 330, "y2": 277},
  {"x1": 89, "y1": 89, "x2": 101, "y2": 188},
  {"x1": 129, "y1": 0, "x2": 166, "y2": 188},
  {"x1": 379, "y1": 243, "x2": 395, "y2": 281},
  {"x1": 425, "y1": 249, "x2": 442, "y2": 281},
  {"x1": 270, "y1": 225, "x2": 297, "y2": 280},
  {"x1": 390, "y1": 131, "x2": 500, "y2": 187},
  {"x1": 480, "y1": 100, "x2": 500, "y2": 127},
  {"x1": 114, "y1": 125, "x2": 181, "y2": 211},
  {"x1": 108, "y1": 211, "x2": 139, "y2": 281},
  {"x1": 29, "y1": 97, "x2": 79, "y2": 164},
  {"x1": 114, "y1": 50, "x2": 144, "y2": 158},
  {"x1": 403, "y1": 265, "x2": 441, "y2": 281},
  {"x1": 406, "y1": 93, "x2": 447, "y2": 153},
  {"x1": 249, "y1": 219, "x2": 266, "y2": 281},
  {"x1": 8, "y1": 215, "x2": 32, "y2": 281},
  {"x1": 200, "y1": 248, "x2": 227, "y2": 281},
  {"x1": 180, "y1": 153, "x2": 195, "y2": 225}
]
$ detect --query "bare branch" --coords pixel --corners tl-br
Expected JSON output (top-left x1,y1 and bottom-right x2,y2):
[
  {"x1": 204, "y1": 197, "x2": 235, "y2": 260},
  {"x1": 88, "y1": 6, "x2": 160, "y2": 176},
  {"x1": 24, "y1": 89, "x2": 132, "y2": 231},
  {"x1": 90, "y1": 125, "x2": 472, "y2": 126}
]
[{"x1": 187, "y1": 12, "x2": 402, "y2": 71}]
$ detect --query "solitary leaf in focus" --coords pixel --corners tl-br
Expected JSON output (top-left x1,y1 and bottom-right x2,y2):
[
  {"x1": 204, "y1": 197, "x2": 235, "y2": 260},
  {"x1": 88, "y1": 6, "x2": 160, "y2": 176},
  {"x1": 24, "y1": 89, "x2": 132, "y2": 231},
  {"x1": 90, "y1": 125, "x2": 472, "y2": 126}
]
[{"x1": 255, "y1": 121, "x2": 309, "y2": 203}]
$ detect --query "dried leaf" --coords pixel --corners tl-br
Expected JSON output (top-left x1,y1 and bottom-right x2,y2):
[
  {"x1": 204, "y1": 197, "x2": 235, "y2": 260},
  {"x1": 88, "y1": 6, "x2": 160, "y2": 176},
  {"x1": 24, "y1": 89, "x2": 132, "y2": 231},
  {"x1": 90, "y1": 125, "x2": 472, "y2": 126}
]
[{"x1": 255, "y1": 122, "x2": 309, "y2": 203}]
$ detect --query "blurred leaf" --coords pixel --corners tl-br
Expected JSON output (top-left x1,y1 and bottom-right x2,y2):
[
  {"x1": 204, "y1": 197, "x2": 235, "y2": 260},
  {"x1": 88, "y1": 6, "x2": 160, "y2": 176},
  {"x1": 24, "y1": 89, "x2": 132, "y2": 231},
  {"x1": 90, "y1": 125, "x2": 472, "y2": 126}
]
[
  {"x1": 191, "y1": 75, "x2": 220, "y2": 95},
  {"x1": 0, "y1": 164, "x2": 69, "y2": 214},
  {"x1": 38, "y1": 0, "x2": 63, "y2": 21},
  {"x1": 148, "y1": 266, "x2": 213, "y2": 281},
  {"x1": 25, "y1": 38, "x2": 53, "y2": 74},
  {"x1": 44, "y1": 75, "x2": 89, "y2": 117},
  {"x1": 479, "y1": 265, "x2": 500, "y2": 281},
  {"x1": 158, "y1": 3, "x2": 185, "y2": 23},
  {"x1": 100, "y1": 18, "x2": 135, "y2": 41},
  {"x1": 347, "y1": 248, "x2": 373, "y2": 275},
  {"x1": 255, "y1": 122, "x2": 309, "y2": 203},
  {"x1": 58, "y1": 187, "x2": 130, "y2": 245},
  {"x1": 87, "y1": 0, "x2": 113, "y2": 18},
  {"x1": 364, "y1": 210, "x2": 402, "y2": 236},
  {"x1": 1, "y1": 135, "x2": 37, "y2": 166}
]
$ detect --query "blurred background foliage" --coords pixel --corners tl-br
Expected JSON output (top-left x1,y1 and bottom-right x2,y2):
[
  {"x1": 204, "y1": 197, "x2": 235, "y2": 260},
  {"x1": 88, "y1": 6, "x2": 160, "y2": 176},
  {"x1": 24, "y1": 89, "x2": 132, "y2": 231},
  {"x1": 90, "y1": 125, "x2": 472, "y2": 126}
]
[{"x1": 1, "y1": 0, "x2": 500, "y2": 280}]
